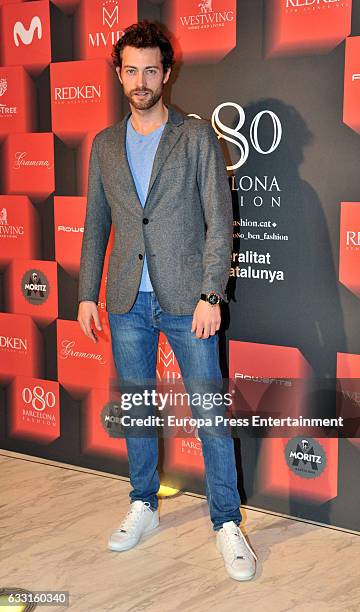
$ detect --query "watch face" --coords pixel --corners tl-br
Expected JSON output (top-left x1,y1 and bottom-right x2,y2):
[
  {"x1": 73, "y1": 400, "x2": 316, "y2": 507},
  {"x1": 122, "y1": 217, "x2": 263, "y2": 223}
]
[{"x1": 208, "y1": 293, "x2": 220, "y2": 305}]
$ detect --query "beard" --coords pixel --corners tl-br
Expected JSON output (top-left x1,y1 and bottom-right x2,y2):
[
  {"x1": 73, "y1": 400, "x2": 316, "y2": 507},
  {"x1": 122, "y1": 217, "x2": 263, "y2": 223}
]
[{"x1": 125, "y1": 85, "x2": 163, "y2": 110}]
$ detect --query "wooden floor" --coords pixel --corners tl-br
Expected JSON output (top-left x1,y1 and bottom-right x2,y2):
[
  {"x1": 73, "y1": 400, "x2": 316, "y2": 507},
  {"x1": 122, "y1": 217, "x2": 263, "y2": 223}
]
[{"x1": 1, "y1": 450, "x2": 359, "y2": 612}]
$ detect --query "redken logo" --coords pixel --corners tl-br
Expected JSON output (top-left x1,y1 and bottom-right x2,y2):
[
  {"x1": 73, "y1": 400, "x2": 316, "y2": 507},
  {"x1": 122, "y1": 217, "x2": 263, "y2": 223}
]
[{"x1": 285, "y1": 437, "x2": 326, "y2": 478}]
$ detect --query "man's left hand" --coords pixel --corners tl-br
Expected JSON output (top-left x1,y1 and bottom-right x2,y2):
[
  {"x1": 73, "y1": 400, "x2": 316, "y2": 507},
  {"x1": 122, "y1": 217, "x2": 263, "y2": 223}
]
[{"x1": 191, "y1": 300, "x2": 221, "y2": 339}]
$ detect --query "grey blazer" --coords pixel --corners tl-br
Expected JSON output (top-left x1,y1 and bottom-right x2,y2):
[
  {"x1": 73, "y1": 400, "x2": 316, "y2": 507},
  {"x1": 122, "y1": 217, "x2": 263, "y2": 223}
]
[{"x1": 78, "y1": 104, "x2": 233, "y2": 315}]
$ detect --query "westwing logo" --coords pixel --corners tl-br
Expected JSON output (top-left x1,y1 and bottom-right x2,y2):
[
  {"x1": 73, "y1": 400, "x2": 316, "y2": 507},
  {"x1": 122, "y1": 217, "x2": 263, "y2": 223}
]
[
  {"x1": 13, "y1": 16, "x2": 42, "y2": 46},
  {"x1": 199, "y1": 0, "x2": 213, "y2": 12}
]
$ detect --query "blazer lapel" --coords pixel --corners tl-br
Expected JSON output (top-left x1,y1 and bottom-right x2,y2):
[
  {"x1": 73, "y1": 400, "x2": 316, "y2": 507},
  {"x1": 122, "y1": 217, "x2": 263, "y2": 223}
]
[
  {"x1": 144, "y1": 124, "x2": 182, "y2": 212},
  {"x1": 114, "y1": 110, "x2": 144, "y2": 217}
]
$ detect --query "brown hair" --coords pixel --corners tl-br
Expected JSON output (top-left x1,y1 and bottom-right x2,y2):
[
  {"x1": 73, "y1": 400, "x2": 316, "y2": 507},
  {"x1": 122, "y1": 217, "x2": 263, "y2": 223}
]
[{"x1": 112, "y1": 20, "x2": 175, "y2": 74}]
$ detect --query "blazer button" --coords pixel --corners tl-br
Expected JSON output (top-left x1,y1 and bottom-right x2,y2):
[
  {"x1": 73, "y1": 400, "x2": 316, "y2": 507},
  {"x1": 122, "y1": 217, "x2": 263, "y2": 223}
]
[
  {"x1": 138, "y1": 253, "x2": 143, "y2": 260},
  {"x1": 143, "y1": 218, "x2": 149, "y2": 224}
]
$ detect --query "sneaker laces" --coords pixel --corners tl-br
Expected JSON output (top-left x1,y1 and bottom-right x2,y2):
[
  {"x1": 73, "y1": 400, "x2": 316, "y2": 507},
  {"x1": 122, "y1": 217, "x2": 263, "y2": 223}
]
[
  {"x1": 115, "y1": 501, "x2": 151, "y2": 535},
  {"x1": 224, "y1": 523, "x2": 258, "y2": 562}
]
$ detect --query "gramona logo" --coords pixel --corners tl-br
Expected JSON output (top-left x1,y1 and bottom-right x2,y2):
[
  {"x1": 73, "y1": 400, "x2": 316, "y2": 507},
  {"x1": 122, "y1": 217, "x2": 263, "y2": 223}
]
[
  {"x1": 13, "y1": 15, "x2": 42, "y2": 46},
  {"x1": 285, "y1": 437, "x2": 327, "y2": 479}
]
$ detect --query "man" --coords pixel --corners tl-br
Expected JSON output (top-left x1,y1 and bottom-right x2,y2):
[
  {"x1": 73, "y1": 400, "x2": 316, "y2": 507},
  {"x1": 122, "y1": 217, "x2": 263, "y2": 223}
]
[{"x1": 77, "y1": 20, "x2": 257, "y2": 582}]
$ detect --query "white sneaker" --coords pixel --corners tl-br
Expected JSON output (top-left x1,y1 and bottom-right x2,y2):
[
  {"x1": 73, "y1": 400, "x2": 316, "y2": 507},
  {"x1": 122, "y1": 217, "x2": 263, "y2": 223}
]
[
  {"x1": 216, "y1": 521, "x2": 257, "y2": 581},
  {"x1": 108, "y1": 501, "x2": 159, "y2": 552}
]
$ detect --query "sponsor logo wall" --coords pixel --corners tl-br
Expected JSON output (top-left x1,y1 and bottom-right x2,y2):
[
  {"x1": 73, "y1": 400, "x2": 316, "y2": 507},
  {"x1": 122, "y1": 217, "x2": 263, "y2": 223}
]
[{"x1": 0, "y1": 0, "x2": 359, "y2": 532}]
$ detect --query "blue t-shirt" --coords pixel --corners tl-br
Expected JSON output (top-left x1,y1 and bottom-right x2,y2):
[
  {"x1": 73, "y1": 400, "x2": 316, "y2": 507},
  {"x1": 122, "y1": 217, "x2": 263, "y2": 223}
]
[{"x1": 126, "y1": 115, "x2": 166, "y2": 291}]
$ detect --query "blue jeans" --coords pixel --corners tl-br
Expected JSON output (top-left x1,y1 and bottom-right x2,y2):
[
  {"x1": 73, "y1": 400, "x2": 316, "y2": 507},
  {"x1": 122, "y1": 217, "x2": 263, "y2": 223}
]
[{"x1": 108, "y1": 290, "x2": 241, "y2": 531}]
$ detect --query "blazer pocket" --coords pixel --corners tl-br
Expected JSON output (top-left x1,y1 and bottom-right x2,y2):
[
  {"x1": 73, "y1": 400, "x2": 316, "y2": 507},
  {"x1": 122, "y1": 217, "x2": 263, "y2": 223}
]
[{"x1": 162, "y1": 162, "x2": 188, "y2": 173}]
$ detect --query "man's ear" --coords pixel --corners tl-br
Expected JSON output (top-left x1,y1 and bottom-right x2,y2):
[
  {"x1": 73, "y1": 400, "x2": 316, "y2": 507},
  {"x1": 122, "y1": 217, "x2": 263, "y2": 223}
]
[
  {"x1": 116, "y1": 66, "x2": 122, "y2": 84},
  {"x1": 163, "y1": 67, "x2": 171, "y2": 84}
]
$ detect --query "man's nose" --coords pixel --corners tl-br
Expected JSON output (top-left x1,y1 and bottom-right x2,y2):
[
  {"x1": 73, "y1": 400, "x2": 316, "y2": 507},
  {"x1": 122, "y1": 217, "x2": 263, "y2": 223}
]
[{"x1": 136, "y1": 71, "x2": 146, "y2": 88}]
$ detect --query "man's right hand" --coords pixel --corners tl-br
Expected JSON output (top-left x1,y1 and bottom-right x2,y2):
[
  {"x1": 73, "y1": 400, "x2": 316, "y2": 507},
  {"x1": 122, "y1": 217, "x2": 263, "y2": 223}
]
[{"x1": 77, "y1": 300, "x2": 102, "y2": 343}]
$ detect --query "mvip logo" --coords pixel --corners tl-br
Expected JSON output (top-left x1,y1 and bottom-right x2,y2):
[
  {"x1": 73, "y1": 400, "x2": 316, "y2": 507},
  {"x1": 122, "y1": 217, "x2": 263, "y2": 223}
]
[
  {"x1": 157, "y1": 332, "x2": 182, "y2": 383},
  {"x1": 0, "y1": 0, "x2": 51, "y2": 74},
  {"x1": 0, "y1": 67, "x2": 37, "y2": 135},
  {"x1": 21, "y1": 268, "x2": 50, "y2": 306},
  {"x1": 339, "y1": 202, "x2": 360, "y2": 298},
  {"x1": 285, "y1": 437, "x2": 327, "y2": 479},
  {"x1": 265, "y1": 0, "x2": 352, "y2": 57},
  {"x1": 343, "y1": 37, "x2": 360, "y2": 135},
  {"x1": 164, "y1": 0, "x2": 237, "y2": 62},
  {"x1": 50, "y1": 60, "x2": 119, "y2": 146},
  {"x1": 54, "y1": 196, "x2": 86, "y2": 277},
  {"x1": 0, "y1": 196, "x2": 40, "y2": 267},
  {"x1": 3, "y1": 132, "x2": 55, "y2": 202},
  {"x1": 73, "y1": 0, "x2": 138, "y2": 60}
]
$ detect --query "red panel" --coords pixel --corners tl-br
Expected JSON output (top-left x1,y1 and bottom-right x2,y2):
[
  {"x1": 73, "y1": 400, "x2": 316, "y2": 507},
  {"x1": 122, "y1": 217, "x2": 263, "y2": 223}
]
[
  {"x1": 229, "y1": 340, "x2": 312, "y2": 421},
  {"x1": 164, "y1": 0, "x2": 237, "y2": 63},
  {"x1": 57, "y1": 318, "x2": 116, "y2": 399},
  {"x1": 265, "y1": 0, "x2": 352, "y2": 58},
  {"x1": 0, "y1": 66, "x2": 37, "y2": 138},
  {"x1": 0, "y1": 0, "x2": 52, "y2": 74},
  {"x1": 339, "y1": 202, "x2": 360, "y2": 297},
  {"x1": 343, "y1": 37, "x2": 360, "y2": 135},
  {"x1": 0, "y1": 195, "x2": 40, "y2": 269},
  {"x1": 50, "y1": 59, "x2": 120, "y2": 147},
  {"x1": 8, "y1": 375, "x2": 60, "y2": 443},
  {"x1": 81, "y1": 387, "x2": 127, "y2": 458},
  {"x1": 5, "y1": 259, "x2": 58, "y2": 326},
  {"x1": 0, "y1": 312, "x2": 43, "y2": 383},
  {"x1": 2, "y1": 132, "x2": 55, "y2": 202},
  {"x1": 337, "y1": 352, "x2": 360, "y2": 448},
  {"x1": 54, "y1": 196, "x2": 86, "y2": 278},
  {"x1": 258, "y1": 437, "x2": 338, "y2": 502},
  {"x1": 73, "y1": 0, "x2": 138, "y2": 61}
]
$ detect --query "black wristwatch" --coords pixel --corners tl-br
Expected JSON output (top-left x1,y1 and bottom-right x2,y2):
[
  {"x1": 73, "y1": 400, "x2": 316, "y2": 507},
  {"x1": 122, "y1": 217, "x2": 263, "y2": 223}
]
[{"x1": 200, "y1": 291, "x2": 222, "y2": 306}]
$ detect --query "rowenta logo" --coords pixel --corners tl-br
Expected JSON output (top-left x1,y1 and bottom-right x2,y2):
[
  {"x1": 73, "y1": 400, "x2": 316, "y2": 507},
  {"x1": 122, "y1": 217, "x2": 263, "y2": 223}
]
[
  {"x1": 54, "y1": 85, "x2": 101, "y2": 103},
  {"x1": 180, "y1": 0, "x2": 234, "y2": 30}
]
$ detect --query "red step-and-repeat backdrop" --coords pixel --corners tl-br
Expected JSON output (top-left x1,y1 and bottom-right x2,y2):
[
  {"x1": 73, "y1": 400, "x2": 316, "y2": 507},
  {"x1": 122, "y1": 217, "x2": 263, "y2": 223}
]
[{"x1": 0, "y1": 0, "x2": 359, "y2": 532}]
